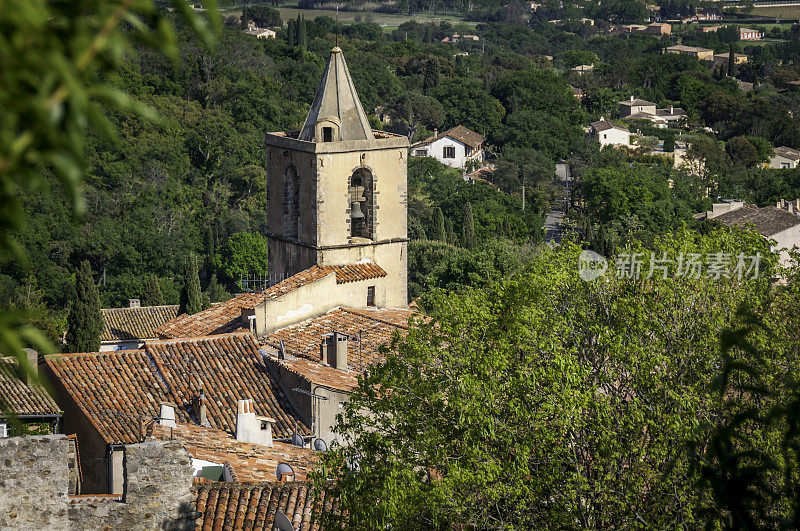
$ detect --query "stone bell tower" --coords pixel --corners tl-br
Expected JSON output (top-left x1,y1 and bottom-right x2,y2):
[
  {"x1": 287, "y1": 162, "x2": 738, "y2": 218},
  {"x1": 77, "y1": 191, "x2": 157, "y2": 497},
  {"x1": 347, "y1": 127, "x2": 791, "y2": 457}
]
[{"x1": 264, "y1": 47, "x2": 409, "y2": 308}]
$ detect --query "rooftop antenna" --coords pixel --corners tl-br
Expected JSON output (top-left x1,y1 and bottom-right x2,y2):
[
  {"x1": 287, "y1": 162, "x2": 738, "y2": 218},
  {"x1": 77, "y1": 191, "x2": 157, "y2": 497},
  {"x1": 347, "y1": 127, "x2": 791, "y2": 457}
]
[
  {"x1": 275, "y1": 509, "x2": 296, "y2": 531},
  {"x1": 335, "y1": 5, "x2": 339, "y2": 47}
]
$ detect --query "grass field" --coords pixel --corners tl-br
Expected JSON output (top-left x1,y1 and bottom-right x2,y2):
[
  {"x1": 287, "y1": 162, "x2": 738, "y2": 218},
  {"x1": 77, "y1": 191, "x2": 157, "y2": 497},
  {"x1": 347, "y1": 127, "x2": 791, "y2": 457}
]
[
  {"x1": 221, "y1": 4, "x2": 473, "y2": 30},
  {"x1": 750, "y1": 5, "x2": 800, "y2": 19}
]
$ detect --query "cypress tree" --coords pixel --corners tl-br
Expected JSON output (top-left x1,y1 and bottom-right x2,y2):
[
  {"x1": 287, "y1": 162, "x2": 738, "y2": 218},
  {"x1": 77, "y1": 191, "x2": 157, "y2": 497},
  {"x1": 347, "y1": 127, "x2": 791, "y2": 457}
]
[
  {"x1": 180, "y1": 254, "x2": 202, "y2": 315},
  {"x1": 462, "y1": 202, "x2": 476, "y2": 250},
  {"x1": 65, "y1": 260, "x2": 103, "y2": 353},
  {"x1": 445, "y1": 219, "x2": 455, "y2": 245},
  {"x1": 287, "y1": 18, "x2": 296, "y2": 47},
  {"x1": 728, "y1": 43, "x2": 736, "y2": 78},
  {"x1": 422, "y1": 60, "x2": 440, "y2": 94},
  {"x1": 142, "y1": 275, "x2": 164, "y2": 306},
  {"x1": 433, "y1": 207, "x2": 446, "y2": 242},
  {"x1": 298, "y1": 15, "x2": 307, "y2": 53}
]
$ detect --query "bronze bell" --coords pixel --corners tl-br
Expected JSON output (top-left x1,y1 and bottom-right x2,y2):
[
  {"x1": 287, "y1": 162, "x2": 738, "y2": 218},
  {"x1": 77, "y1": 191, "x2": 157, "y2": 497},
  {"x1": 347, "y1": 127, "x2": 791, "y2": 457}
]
[{"x1": 350, "y1": 185, "x2": 365, "y2": 219}]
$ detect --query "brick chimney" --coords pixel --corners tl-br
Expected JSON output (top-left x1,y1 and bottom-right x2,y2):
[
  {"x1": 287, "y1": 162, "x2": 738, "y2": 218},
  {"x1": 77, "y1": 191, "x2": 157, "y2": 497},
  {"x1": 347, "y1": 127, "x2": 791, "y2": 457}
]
[
  {"x1": 192, "y1": 391, "x2": 208, "y2": 427},
  {"x1": 22, "y1": 348, "x2": 38, "y2": 385},
  {"x1": 319, "y1": 333, "x2": 348, "y2": 370},
  {"x1": 235, "y1": 399, "x2": 275, "y2": 447}
]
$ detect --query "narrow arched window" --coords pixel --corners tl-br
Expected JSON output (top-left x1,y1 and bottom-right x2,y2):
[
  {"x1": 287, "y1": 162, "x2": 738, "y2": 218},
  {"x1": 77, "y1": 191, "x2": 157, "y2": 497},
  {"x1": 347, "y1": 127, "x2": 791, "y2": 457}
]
[{"x1": 349, "y1": 169, "x2": 373, "y2": 239}]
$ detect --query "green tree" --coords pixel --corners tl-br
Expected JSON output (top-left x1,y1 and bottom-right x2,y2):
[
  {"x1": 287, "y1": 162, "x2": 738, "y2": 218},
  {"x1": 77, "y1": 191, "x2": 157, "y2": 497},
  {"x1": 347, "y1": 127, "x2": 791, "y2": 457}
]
[
  {"x1": 205, "y1": 274, "x2": 232, "y2": 303},
  {"x1": 314, "y1": 232, "x2": 779, "y2": 528},
  {"x1": 388, "y1": 92, "x2": 445, "y2": 141},
  {"x1": 64, "y1": 261, "x2": 103, "y2": 353},
  {"x1": 297, "y1": 14, "x2": 307, "y2": 53},
  {"x1": 180, "y1": 254, "x2": 202, "y2": 315},
  {"x1": 461, "y1": 202, "x2": 476, "y2": 249},
  {"x1": 422, "y1": 60, "x2": 440, "y2": 94},
  {"x1": 0, "y1": 0, "x2": 218, "y2": 375},
  {"x1": 432, "y1": 207, "x2": 446, "y2": 242},
  {"x1": 212, "y1": 232, "x2": 270, "y2": 289},
  {"x1": 287, "y1": 18, "x2": 296, "y2": 46},
  {"x1": 142, "y1": 275, "x2": 164, "y2": 306}
]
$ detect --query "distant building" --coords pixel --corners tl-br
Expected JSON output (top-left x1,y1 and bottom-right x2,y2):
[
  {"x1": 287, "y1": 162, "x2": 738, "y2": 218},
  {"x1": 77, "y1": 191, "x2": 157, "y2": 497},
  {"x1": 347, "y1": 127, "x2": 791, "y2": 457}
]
[
  {"x1": 442, "y1": 34, "x2": 479, "y2": 43},
  {"x1": 769, "y1": 146, "x2": 800, "y2": 169},
  {"x1": 572, "y1": 64, "x2": 594, "y2": 75},
  {"x1": 739, "y1": 27, "x2": 763, "y2": 41},
  {"x1": 570, "y1": 85, "x2": 585, "y2": 101},
  {"x1": 99, "y1": 302, "x2": 179, "y2": 351},
  {"x1": 697, "y1": 25, "x2": 722, "y2": 33},
  {"x1": 665, "y1": 45, "x2": 715, "y2": 61},
  {"x1": 619, "y1": 96, "x2": 685, "y2": 127},
  {"x1": 713, "y1": 52, "x2": 748, "y2": 67},
  {"x1": 644, "y1": 22, "x2": 671, "y2": 35},
  {"x1": 589, "y1": 118, "x2": 630, "y2": 147},
  {"x1": 619, "y1": 97, "x2": 657, "y2": 117},
  {"x1": 244, "y1": 20, "x2": 276, "y2": 39},
  {"x1": 411, "y1": 125, "x2": 486, "y2": 170},
  {"x1": 704, "y1": 201, "x2": 800, "y2": 268}
]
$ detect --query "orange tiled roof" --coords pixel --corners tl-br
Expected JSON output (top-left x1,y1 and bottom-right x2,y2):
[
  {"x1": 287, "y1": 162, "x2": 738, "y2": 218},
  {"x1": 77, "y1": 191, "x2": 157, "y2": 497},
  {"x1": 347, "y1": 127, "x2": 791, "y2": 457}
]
[
  {"x1": 271, "y1": 357, "x2": 361, "y2": 392},
  {"x1": 156, "y1": 263, "x2": 387, "y2": 340},
  {"x1": 264, "y1": 307, "x2": 414, "y2": 373},
  {"x1": 414, "y1": 125, "x2": 486, "y2": 149},
  {"x1": 45, "y1": 334, "x2": 308, "y2": 444},
  {"x1": 100, "y1": 305, "x2": 179, "y2": 342},
  {"x1": 194, "y1": 482, "x2": 336, "y2": 531},
  {"x1": 0, "y1": 359, "x2": 60, "y2": 417},
  {"x1": 149, "y1": 422, "x2": 318, "y2": 483}
]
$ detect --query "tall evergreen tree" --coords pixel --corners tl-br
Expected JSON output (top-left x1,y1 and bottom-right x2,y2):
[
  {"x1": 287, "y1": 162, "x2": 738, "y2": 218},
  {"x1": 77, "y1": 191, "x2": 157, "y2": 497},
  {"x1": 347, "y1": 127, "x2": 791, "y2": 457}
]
[
  {"x1": 287, "y1": 18, "x2": 296, "y2": 47},
  {"x1": 65, "y1": 260, "x2": 103, "y2": 353},
  {"x1": 423, "y1": 60, "x2": 440, "y2": 94},
  {"x1": 728, "y1": 43, "x2": 736, "y2": 78},
  {"x1": 433, "y1": 207, "x2": 446, "y2": 242},
  {"x1": 297, "y1": 15, "x2": 307, "y2": 53},
  {"x1": 142, "y1": 275, "x2": 164, "y2": 306},
  {"x1": 180, "y1": 254, "x2": 202, "y2": 315},
  {"x1": 462, "y1": 202, "x2": 476, "y2": 249}
]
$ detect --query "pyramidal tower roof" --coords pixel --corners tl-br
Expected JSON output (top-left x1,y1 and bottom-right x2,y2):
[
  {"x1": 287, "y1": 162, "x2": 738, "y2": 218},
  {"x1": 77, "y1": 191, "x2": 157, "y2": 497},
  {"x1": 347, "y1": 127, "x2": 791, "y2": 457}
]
[{"x1": 299, "y1": 47, "x2": 375, "y2": 143}]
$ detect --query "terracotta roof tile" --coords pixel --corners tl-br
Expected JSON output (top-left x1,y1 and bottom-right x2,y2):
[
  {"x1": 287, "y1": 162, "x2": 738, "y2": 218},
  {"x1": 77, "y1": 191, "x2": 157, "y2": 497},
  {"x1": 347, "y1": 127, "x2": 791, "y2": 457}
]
[
  {"x1": 414, "y1": 125, "x2": 486, "y2": 149},
  {"x1": 45, "y1": 334, "x2": 308, "y2": 444},
  {"x1": 194, "y1": 482, "x2": 335, "y2": 531},
  {"x1": 149, "y1": 422, "x2": 318, "y2": 483},
  {"x1": 0, "y1": 359, "x2": 60, "y2": 417},
  {"x1": 101, "y1": 305, "x2": 179, "y2": 342},
  {"x1": 264, "y1": 307, "x2": 414, "y2": 374},
  {"x1": 157, "y1": 264, "x2": 387, "y2": 339}
]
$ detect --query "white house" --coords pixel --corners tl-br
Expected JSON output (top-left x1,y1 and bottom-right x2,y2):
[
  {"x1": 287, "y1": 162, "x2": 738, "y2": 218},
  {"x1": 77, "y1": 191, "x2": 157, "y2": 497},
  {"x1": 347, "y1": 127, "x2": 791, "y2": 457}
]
[
  {"x1": 619, "y1": 97, "x2": 657, "y2": 117},
  {"x1": 589, "y1": 118, "x2": 630, "y2": 147},
  {"x1": 769, "y1": 147, "x2": 800, "y2": 169},
  {"x1": 619, "y1": 96, "x2": 686, "y2": 127},
  {"x1": 739, "y1": 27, "x2": 763, "y2": 41},
  {"x1": 706, "y1": 200, "x2": 800, "y2": 268},
  {"x1": 411, "y1": 125, "x2": 486, "y2": 169}
]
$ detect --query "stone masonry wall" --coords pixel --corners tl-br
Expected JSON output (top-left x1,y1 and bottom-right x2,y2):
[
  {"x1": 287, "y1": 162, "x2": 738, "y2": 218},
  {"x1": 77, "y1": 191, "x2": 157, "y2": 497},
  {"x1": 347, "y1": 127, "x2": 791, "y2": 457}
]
[{"x1": 0, "y1": 435, "x2": 197, "y2": 530}]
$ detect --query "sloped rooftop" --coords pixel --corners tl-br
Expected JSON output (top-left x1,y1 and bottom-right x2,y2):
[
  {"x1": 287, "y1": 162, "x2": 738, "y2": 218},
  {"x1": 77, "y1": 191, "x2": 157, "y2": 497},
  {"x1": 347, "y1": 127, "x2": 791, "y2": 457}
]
[
  {"x1": 148, "y1": 422, "x2": 318, "y2": 483},
  {"x1": 264, "y1": 307, "x2": 414, "y2": 374},
  {"x1": 194, "y1": 482, "x2": 335, "y2": 531},
  {"x1": 45, "y1": 334, "x2": 308, "y2": 444},
  {"x1": 414, "y1": 125, "x2": 486, "y2": 149},
  {"x1": 101, "y1": 305, "x2": 179, "y2": 342},
  {"x1": 156, "y1": 263, "x2": 387, "y2": 340},
  {"x1": 0, "y1": 359, "x2": 60, "y2": 417},
  {"x1": 713, "y1": 204, "x2": 800, "y2": 237}
]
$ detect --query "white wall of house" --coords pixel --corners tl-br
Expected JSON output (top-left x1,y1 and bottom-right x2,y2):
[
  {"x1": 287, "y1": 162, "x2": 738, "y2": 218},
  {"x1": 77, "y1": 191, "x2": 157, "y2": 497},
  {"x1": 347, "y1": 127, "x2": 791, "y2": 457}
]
[
  {"x1": 771, "y1": 224, "x2": 800, "y2": 268},
  {"x1": 769, "y1": 155, "x2": 799, "y2": 169},
  {"x1": 412, "y1": 137, "x2": 482, "y2": 169},
  {"x1": 595, "y1": 128, "x2": 630, "y2": 147},
  {"x1": 620, "y1": 104, "x2": 656, "y2": 117}
]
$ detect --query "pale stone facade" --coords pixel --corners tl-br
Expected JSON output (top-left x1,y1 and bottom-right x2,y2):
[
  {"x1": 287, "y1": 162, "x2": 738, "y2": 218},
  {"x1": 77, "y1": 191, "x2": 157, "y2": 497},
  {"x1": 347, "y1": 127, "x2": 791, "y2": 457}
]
[{"x1": 265, "y1": 47, "x2": 409, "y2": 309}]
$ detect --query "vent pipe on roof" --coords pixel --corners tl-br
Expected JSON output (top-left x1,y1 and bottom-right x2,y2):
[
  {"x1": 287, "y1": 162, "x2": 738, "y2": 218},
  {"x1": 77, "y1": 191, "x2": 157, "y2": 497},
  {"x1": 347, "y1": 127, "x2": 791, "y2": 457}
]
[{"x1": 193, "y1": 390, "x2": 208, "y2": 427}]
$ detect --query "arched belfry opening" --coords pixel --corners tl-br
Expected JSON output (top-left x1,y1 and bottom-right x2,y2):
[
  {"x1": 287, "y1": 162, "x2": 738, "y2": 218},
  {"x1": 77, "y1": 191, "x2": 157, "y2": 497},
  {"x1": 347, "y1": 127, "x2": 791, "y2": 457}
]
[
  {"x1": 349, "y1": 168, "x2": 373, "y2": 239},
  {"x1": 283, "y1": 165, "x2": 300, "y2": 239}
]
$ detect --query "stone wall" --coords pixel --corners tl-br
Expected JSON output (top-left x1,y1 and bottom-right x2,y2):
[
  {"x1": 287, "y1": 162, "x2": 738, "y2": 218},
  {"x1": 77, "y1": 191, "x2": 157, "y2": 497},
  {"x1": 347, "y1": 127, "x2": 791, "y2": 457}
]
[{"x1": 0, "y1": 435, "x2": 197, "y2": 530}]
